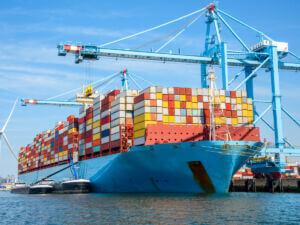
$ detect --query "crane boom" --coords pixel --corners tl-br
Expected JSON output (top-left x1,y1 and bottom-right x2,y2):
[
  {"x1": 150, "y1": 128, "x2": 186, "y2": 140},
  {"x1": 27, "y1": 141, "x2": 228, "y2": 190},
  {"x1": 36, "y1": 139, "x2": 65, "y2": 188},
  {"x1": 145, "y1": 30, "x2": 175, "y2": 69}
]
[
  {"x1": 57, "y1": 44, "x2": 300, "y2": 71},
  {"x1": 21, "y1": 99, "x2": 86, "y2": 107}
]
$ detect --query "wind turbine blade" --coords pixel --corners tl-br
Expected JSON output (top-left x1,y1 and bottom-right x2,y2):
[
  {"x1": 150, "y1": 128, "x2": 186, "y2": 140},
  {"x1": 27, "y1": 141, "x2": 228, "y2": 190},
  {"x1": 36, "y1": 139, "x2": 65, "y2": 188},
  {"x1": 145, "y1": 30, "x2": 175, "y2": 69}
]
[
  {"x1": 2, "y1": 98, "x2": 18, "y2": 132},
  {"x1": 2, "y1": 133, "x2": 18, "y2": 161}
]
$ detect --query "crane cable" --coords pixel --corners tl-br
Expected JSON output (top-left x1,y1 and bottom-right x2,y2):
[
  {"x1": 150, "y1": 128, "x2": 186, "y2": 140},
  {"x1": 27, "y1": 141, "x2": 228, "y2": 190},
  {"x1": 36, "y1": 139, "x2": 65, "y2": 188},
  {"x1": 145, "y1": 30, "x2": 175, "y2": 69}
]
[{"x1": 99, "y1": 7, "x2": 207, "y2": 48}]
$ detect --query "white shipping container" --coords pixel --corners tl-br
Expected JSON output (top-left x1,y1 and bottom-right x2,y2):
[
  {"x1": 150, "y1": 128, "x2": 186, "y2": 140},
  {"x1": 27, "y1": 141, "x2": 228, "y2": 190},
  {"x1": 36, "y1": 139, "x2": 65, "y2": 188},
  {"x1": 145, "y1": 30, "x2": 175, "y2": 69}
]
[
  {"x1": 86, "y1": 142, "x2": 92, "y2": 149},
  {"x1": 101, "y1": 123, "x2": 110, "y2": 130},
  {"x1": 168, "y1": 87, "x2": 174, "y2": 94},
  {"x1": 141, "y1": 86, "x2": 156, "y2": 94},
  {"x1": 242, "y1": 91, "x2": 247, "y2": 97},
  {"x1": 193, "y1": 117, "x2": 199, "y2": 124},
  {"x1": 63, "y1": 140, "x2": 68, "y2": 146},
  {"x1": 220, "y1": 90, "x2": 225, "y2": 96},
  {"x1": 175, "y1": 108, "x2": 180, "y2": 116},
  {"x1": 156, "y1": 100, "x2": 162, "y2": 107},
  {"x1": 111, "y1": 132, "x2": 120, "y2": 141},
  {"x1": 93, "y1": 127, "x2": 100, "y2": 134},
  {"x1": 237, "y1": 104, "x2": 242, "y2": 110},
  {"x1": 79, "y1": 128, "x2": 85, "y2": 134},
  {"x1": 199, "y1": 117, "x2": 205, "y2": 124},
  {"x1": 231, "y1": 104, "x2": 237, "y2": 111},
  {"x1": 125, "y1": 104, "x2": 133, "y2": 111},
  {"x1": 68, "y1": 143, "x2": 73, "y2": 149},
  {"x1": 93, "y1": 107, "x2": 101, "y2": 116},
  {"x1": 111, "y1": 126, "x2": 120, "y2": 134},
  {"x1": 236, "y1": 91, "x2": 242, "y2": 97},
  {"x1": 111, "y1": 118, "x2": 126, "y2": 127},
  {"x1": 174, "y1": 95, "x2": 180, "y2": 101},
  {"x1": 101, "y1": 136, "x2": 109, "y2": 144},
  {"x1": 93, "y1": 95, "x2": 105, "y2": 104},
  {"x1": 101, "y1": 109, "x2": 110, "y2": 118},
  {"x1": 111, "y1": 104, "x2": 125, "y2": 114},
  {"x1": 125, "y1": 111, "x2": 132, "y2": 118},
  {"x1": 203, "y1": 96, "x2": 208, "y2": 102},
  {"x1": 192, "y1": 88, "x2": 197, "y2": 96},
  {"x1": 150, "y1": 107, "x2": 156, "y2": 113},
  {"x1": 126, "y1": 96, "x2": 134, "y2": 104},
  {"x1": 226, "y1": 118, "x2": 232, "y2": 125},
  {"x1": 175, "y1": 116, "x2": 181, "y2": 123},
  {"x1": 187, "y1": 109, "x2": 192, "y2": 116},
  {"x1": 180, "y1": 116, "x2": 186, "y2": 123},
  {"x1": 163, "y1": 108, "x2": 169, "y2": 115},
  {"x1": 150, "y1": 93, "x2": 156, "y2": 100},
  {"x1": 247, "y1": 98, "x2": 252, "y2": 104},
  {"x1": 157, "y1": 114, "x2": 163, "y2": 121},
  {"x1": 162, "y1": 88, "x2": 168, "y2": 94},
  {"x1": 243, "y1": 117, "x2": 248, "y2": 123},
  {"x1": 63, "y1": 155, "x2": 68, "y2": 160},
  {"x1": 135, "y1": 107, "x2": 151, "y2": 117},
  {"x1": 134, "y1": 100, "x2": 151, "y2": 110},
  {"x1": 111, "y1": 111, "x2": 125, "y2": 121},
  {"x1": 238, "y1": 117, "x2": 243, "y2": 124},
  {"x1": 220, "y1": 103, "x2": 226, "y2": 110},
  {"x1": 237, "y1": 110, "x2": 242, "y2": 116},
  {"x1": 93, "y1": 114, "x2": 100, "y2": 122},
  {"x1": 111, "y1": 97, "x2": 125, "y2": 107},
  {"x1": 86, "y1": 124, "x2": 92, "y2": 131},
  {"x1": 198, "y1": 102, "x2": 204, "y2": 109},
  {"x1": 63, "y1": 136, "x2": 68, "y2": 142},
  {"x1": 134, "y1": 136, "x2": 145, "y2": 146},
  {"x1": 79, "y1": 139, "x2": 85, "y2": 145},
  {"x1": 202, "y1": 88, "x2": 208, "y2": 96},
  {"x1": 156, "y1": 107, "x2": 162, "y2": 114}
]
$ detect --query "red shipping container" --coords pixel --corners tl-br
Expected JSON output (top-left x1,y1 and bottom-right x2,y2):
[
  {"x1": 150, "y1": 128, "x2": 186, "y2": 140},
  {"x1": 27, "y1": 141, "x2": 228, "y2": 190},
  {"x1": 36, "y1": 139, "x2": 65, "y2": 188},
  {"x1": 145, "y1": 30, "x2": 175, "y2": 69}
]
[
  {"x1": 134, "y1": 93, "x2": 150, "y2": 104},
  {"x1": 185, "y1": 88, "x2": 192, "y2": 95},
  {"x1": 150, "y1": 113, "x2": 157, "y2": 121},
  {"x1": 86, "y1": 113, "x2": 93, "y2": 120},
  {"x1": 79, "y1": 117, "x2": 86, "y2": 124},
  {"x1": 162, "y1": 94, "x2": 168, "y2": 101},
  {"x1": 101, "y1": 103, "x2": 111, "y2": 112},
  {"x1": 180, "y1": 101, "x2": 186, "y2": 108},
  {"x1": 101, "y1": 115, "x2": 111, "y2": 124},
  {"x1": 85, "y1": 136, "x2": 92, "y2": 143},
  {"x1": 150, "y1": 100, "x2": 156, "y2": 106},
  {"x1": 230, "y1": 91, "x2": 236, "y2": 98},
  {"x1": 85, "y1": 148, "x2": 93, "y2": 155},
  {"x1": 203, "y1": 102, "x2": 209, "y2": 109},
  {"x1": 85, "y1": 130, "x2": 92, "y2": 138},
  {"x1": 107, "y1": 89, "x2": 120, "y2": 97},
  {"x1": 174, "y1": 87, "x2": 180, "y2": 95},
  {"x1": 179, "y1": 87, "x2": 185, "y2": 95},
  {"x1": 63, "y1": 146, "x2": 68, "y2": 151},
  {"x1": 186, "y1": 95, "x2": 192, "y2": 102},
  {"x1": 197, "y1": 95, "x2": 203, "y2": 102},
  {"x1": 226, "y1": 103, "x2": 231, "y2": 110},
  {"x1": 168, "y1": 108, "x2": 175, "y2": 116},
  {"x1": 168, "y1": 101, "x2": 175, "y2": 108},
  {"x1": 231, "y1": 110, "x2": 237, "y2": 117},
  {"x1": 168, "y1": 94, "x2": 174, "y2": 101},
  {"x1": 204, "y1": 109, "x2": 210, "y2": 117},
  {"x1": 93, "y1": 139, "x2": 101, "y2": 146},
  {"x1": 226, "y1": 110, "x2": 231, "y2": 117},
  {"x1": 186, "y1": 116, "x2": 193, "y2": 124}
]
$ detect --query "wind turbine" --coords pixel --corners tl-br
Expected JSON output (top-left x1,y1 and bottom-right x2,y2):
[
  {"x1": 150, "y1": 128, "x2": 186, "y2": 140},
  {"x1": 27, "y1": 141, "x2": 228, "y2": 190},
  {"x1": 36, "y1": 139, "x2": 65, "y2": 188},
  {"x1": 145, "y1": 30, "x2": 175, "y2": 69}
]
[{"x1": 0, "y1": 99, "x2": 18, "y2": 160}]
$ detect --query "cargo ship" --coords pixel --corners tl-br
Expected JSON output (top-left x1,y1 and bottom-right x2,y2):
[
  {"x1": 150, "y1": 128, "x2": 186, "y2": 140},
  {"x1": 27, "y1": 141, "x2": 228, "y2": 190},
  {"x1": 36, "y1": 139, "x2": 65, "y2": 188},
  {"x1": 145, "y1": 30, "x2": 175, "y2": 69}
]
[{"x1": 18, "y1": 78, "x2": 263, "y2": 193}]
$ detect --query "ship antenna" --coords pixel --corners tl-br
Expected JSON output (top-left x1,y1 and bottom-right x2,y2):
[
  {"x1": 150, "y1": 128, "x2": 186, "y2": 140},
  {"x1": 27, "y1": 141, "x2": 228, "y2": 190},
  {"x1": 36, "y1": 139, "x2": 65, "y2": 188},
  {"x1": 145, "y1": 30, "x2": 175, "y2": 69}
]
[{"x1": 208, "y1": 68, "x2": 216, "y2": 141}]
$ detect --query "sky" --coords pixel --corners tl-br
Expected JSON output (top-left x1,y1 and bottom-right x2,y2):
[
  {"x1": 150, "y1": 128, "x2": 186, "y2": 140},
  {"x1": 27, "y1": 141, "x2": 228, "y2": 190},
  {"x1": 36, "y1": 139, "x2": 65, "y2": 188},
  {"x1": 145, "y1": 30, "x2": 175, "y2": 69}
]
[{"x1": 0, "y1": 0, "x2": 300, "y2": 177}]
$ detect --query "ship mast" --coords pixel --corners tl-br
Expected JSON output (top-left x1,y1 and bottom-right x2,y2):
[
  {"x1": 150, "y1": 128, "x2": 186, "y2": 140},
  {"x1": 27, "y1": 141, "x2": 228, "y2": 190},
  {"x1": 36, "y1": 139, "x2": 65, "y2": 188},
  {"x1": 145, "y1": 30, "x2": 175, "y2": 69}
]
[{"x1": 208, "y1": 68, "x2": 216, "y2": 141}]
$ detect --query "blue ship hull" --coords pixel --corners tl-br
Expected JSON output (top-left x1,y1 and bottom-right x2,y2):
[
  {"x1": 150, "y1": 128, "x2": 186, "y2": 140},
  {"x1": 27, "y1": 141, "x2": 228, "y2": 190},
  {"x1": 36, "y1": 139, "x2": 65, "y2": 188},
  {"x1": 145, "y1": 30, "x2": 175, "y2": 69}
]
[{"x1": 19, "y1": 141, "x2": 263, "y2": 193}]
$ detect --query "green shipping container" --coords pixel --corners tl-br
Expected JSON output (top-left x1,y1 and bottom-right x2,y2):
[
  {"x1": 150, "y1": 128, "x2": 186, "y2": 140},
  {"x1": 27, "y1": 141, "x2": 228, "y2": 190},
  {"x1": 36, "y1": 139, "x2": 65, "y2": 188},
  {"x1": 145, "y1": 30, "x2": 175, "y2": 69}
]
[{"x1": 93, "y1": 146, "x2": 101, "y2": 153}]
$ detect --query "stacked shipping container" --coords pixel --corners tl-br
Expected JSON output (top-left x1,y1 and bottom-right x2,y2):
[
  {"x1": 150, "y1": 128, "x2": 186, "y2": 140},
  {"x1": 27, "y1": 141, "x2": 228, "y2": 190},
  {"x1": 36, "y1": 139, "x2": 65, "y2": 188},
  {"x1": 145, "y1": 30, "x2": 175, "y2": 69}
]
[{"x1": 19, "y1": 86, "x2": 258, "y2": 175}]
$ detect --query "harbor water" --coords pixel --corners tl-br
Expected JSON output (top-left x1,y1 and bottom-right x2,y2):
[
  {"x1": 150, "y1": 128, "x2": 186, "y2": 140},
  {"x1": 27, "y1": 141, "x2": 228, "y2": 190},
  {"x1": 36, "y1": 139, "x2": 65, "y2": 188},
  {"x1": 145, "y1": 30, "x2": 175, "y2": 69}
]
[{"x1": 1, "y1": 192, "x2": 299, "y2": 224}]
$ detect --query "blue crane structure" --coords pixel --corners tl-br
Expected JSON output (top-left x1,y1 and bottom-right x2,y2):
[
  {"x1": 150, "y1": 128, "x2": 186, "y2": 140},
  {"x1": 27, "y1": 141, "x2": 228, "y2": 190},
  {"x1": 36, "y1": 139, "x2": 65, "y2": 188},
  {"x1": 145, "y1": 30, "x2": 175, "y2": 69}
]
[{"x1": 56, "y1": 2, "x2": 300, "y2": 171}]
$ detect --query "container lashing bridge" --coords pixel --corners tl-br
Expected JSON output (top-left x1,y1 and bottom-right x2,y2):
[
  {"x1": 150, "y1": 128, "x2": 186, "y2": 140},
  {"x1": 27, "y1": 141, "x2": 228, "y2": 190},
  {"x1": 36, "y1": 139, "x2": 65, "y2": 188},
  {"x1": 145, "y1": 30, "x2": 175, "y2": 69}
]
[{"x1": 28, "y1": 2, "x2": 300, "y2": 170}]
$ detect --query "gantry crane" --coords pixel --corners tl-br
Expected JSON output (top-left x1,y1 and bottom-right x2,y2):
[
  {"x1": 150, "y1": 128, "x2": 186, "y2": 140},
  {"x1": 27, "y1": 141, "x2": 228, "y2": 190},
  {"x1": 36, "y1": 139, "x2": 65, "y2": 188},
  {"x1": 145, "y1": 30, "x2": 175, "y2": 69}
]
[{"x1": 56, "y1": 2, "x2": 300, "y2": 170}]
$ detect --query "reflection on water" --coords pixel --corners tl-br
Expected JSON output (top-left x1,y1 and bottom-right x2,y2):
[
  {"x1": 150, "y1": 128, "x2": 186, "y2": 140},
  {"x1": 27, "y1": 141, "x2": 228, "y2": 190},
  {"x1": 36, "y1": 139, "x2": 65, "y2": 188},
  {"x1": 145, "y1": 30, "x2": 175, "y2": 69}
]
[{"x1": 0, "y1": 192, "x2": 299, "y2": 224}]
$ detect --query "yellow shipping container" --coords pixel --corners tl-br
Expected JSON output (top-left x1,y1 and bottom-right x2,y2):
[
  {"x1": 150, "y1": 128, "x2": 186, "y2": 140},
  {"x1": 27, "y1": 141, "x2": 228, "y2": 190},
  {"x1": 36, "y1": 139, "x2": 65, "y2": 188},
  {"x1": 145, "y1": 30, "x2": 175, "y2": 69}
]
[
  {"x1": 248, "y1": 117, "x2": 253, "y2": 124},
  {"x1": 186, "y1": 102, "x2": 192, "y2": 109},
  {"x1": 87, "y1": 118, "x2": 93, "y2": 125},
  {"x1": 236, "y1": 98, "x2": 242, "y2": 104},
  {"x1": 163, "y1": 115, "x2": 169, "y2": 123},
  {"x1": 248, "y1": 110, "x2": 253, "y2": 117},
  {"x1": 134, "y1": 129, "x2": 146, "y2": 138},
  {"x1": 59, "y1": 152, "x2": 63, "y2": 157},
  {"x1": 242, "y1": 110, "x2": 248, "y2": 116},
  {"x1": 156, "y1": 93, "x2": 162, "y2": 100},
  {"x1": 93, "y1": 133, "x2": 101, "y2": 141},
  {"x1": 232, "y1": 118, "x2": 238, "y2": 125},
  {"x1": 192, "y1": 96, "x2": 197, "y2": 103},
  {"x1": 192, "y1": 103, "x2": 198, "y2": 109},
  {"x1": 169, "y1": 116, "x2": 175, "y2": 123},
  {"x1": 242, "y1": 104, "x2": 248, "y2": 110},
  {"x1": 51, "y1": 159, "x2": 54, "y2": 164},
  {"x1": 214, "y1": 97, "x2": 220, "y2": 103},
  {"x1": 63, "y1": 150, "x2": 68, "y2": 156},
  {"x1": 162, "y1": 101, "x2": 168, "y2": 108},
  {"x1": 180, "y1": 95, "x2": 186, "y2": 101},
  {"x1": 220, "y1": 96, "x2": 226, "y2": 102},
  {"x1": 134, "y1": 121, "x2": 157, "y2": 131},
  {"x1": 248, "y1": 104, "x2": 253, "y2": 111},
  {"x1": 44, "y1": 158, "x2": 47, "y2": 162},
  {"x1": 174, "y1": 101, "x2": 180, "y2": 108},
  {"x1": 93, "y1": 120, "x2": 100, "y2": 128},
  {"x1": 68, "y1": 128, "x2": 77, "y2": 134},
  {"x1": 134, "y1": 113, "x2": 152, "y2": 124}
]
